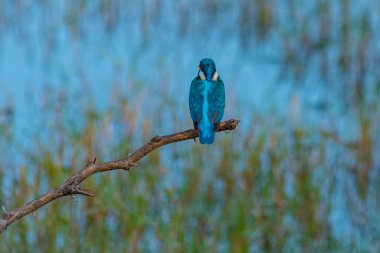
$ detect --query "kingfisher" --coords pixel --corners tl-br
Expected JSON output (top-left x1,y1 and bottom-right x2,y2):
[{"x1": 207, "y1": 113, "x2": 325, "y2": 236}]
[{"x1": 189, "y1": 58, "x2": 225, "y2": 144}]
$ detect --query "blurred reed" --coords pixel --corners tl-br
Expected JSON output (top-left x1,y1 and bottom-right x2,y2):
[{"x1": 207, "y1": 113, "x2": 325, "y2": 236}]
[{"x1": 0, "y1": 0, "x2": 379, "y2": 252}]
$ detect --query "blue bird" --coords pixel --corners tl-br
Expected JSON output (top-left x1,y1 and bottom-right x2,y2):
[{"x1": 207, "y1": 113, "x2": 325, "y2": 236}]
[{"x1": 189, "y1": 58, "x2": 225, "y2": 144}]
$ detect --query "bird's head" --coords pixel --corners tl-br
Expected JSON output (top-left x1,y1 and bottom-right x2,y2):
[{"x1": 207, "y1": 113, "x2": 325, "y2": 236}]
[{"x1": 198, "y1": 58, "x2": 218, "y2": 81}]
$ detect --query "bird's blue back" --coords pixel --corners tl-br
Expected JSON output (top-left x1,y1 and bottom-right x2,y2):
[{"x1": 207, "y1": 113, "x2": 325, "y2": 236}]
[{"x1": 189, "y1": 76, "x2": 225, "y2": 144}]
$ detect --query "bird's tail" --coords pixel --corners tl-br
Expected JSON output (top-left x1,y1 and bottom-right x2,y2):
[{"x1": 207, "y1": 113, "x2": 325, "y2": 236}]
[{"x1": 199, "y1": 120, "x2": 215, "y2": 144}]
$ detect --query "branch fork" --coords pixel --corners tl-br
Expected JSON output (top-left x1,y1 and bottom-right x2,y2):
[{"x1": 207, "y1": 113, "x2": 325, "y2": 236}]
[{"x1": 0, "y1": 119, "x2": 240, "y2": 233}]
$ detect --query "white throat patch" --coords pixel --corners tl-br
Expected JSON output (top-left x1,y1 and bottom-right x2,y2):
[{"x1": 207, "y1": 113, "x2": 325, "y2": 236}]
[
  {"x1": 199, "y1": 70, "x2": 206, "y2": 80},
  {"x1": 212, "y1": 72, "x2": 219, "y2": 81},
  {"x1": 199, "y1": 70, "x2": 218, "y2": 81}
]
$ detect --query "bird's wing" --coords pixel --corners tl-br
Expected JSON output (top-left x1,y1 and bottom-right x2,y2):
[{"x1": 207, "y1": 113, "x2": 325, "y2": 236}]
[
  {"x1": 189, "y1": 78, "x2": 204, "y2": 124},
  {"x1": 208, "y1": 77, "x2": 225, "y2": 123}
]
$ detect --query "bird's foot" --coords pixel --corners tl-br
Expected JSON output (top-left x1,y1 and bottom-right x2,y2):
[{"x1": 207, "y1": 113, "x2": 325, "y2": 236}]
[
  {"x1": 193, "y1": 128, "x2": 199, "y2": 143},
  {"x1": 214, "y1": 123, "x2": 221, "y2": 131}
]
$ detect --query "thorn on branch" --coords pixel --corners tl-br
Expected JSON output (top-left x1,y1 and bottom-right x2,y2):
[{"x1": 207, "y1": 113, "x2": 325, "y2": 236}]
[
  {"x1": 67, "y1": 184, "x2": 94, "y2": 197},
  {"x1": 151, "y1": 135, "x2": 161, "y2": 142},
  {"x1": 2, "y1": 206, "x2": 6, "y2": 214},
  {"x1": 74, "y1": 188, "x2": 94, "y2": 197},
  {"x1": 86, "y1": 156, "x2": 97, "y2": 166}
]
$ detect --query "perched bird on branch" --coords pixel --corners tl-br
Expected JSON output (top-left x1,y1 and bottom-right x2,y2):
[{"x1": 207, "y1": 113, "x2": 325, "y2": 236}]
[{"x1": 189, "y1": 58, "x2": 225, "y2": 144}]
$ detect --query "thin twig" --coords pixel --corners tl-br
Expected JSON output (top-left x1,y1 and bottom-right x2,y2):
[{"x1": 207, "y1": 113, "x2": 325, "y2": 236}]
[{"x1": 0, "y1": 119, "x2": 240, "y2": 234}]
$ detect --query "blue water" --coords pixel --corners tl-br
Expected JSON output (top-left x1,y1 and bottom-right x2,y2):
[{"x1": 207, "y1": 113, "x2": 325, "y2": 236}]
[{"x1": 0, "y1": 2, "x2": 346, "y2": 132}]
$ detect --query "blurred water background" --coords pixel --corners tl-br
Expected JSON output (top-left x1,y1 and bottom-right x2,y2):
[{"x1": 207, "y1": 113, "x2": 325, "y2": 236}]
[{"x1": 0, "y1": 1, "x2": 380, "y2": 252}]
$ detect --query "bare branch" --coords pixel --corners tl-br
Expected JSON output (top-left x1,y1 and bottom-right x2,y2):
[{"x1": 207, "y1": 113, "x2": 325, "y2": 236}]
[{"x1": 0, "y1": 119, "x2": 240, "y2": 233}]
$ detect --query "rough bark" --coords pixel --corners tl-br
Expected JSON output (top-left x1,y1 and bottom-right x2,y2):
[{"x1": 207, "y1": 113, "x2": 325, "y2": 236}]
[{"x1": 0, "y1": 119, "x2": 240, "y2": 233}]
